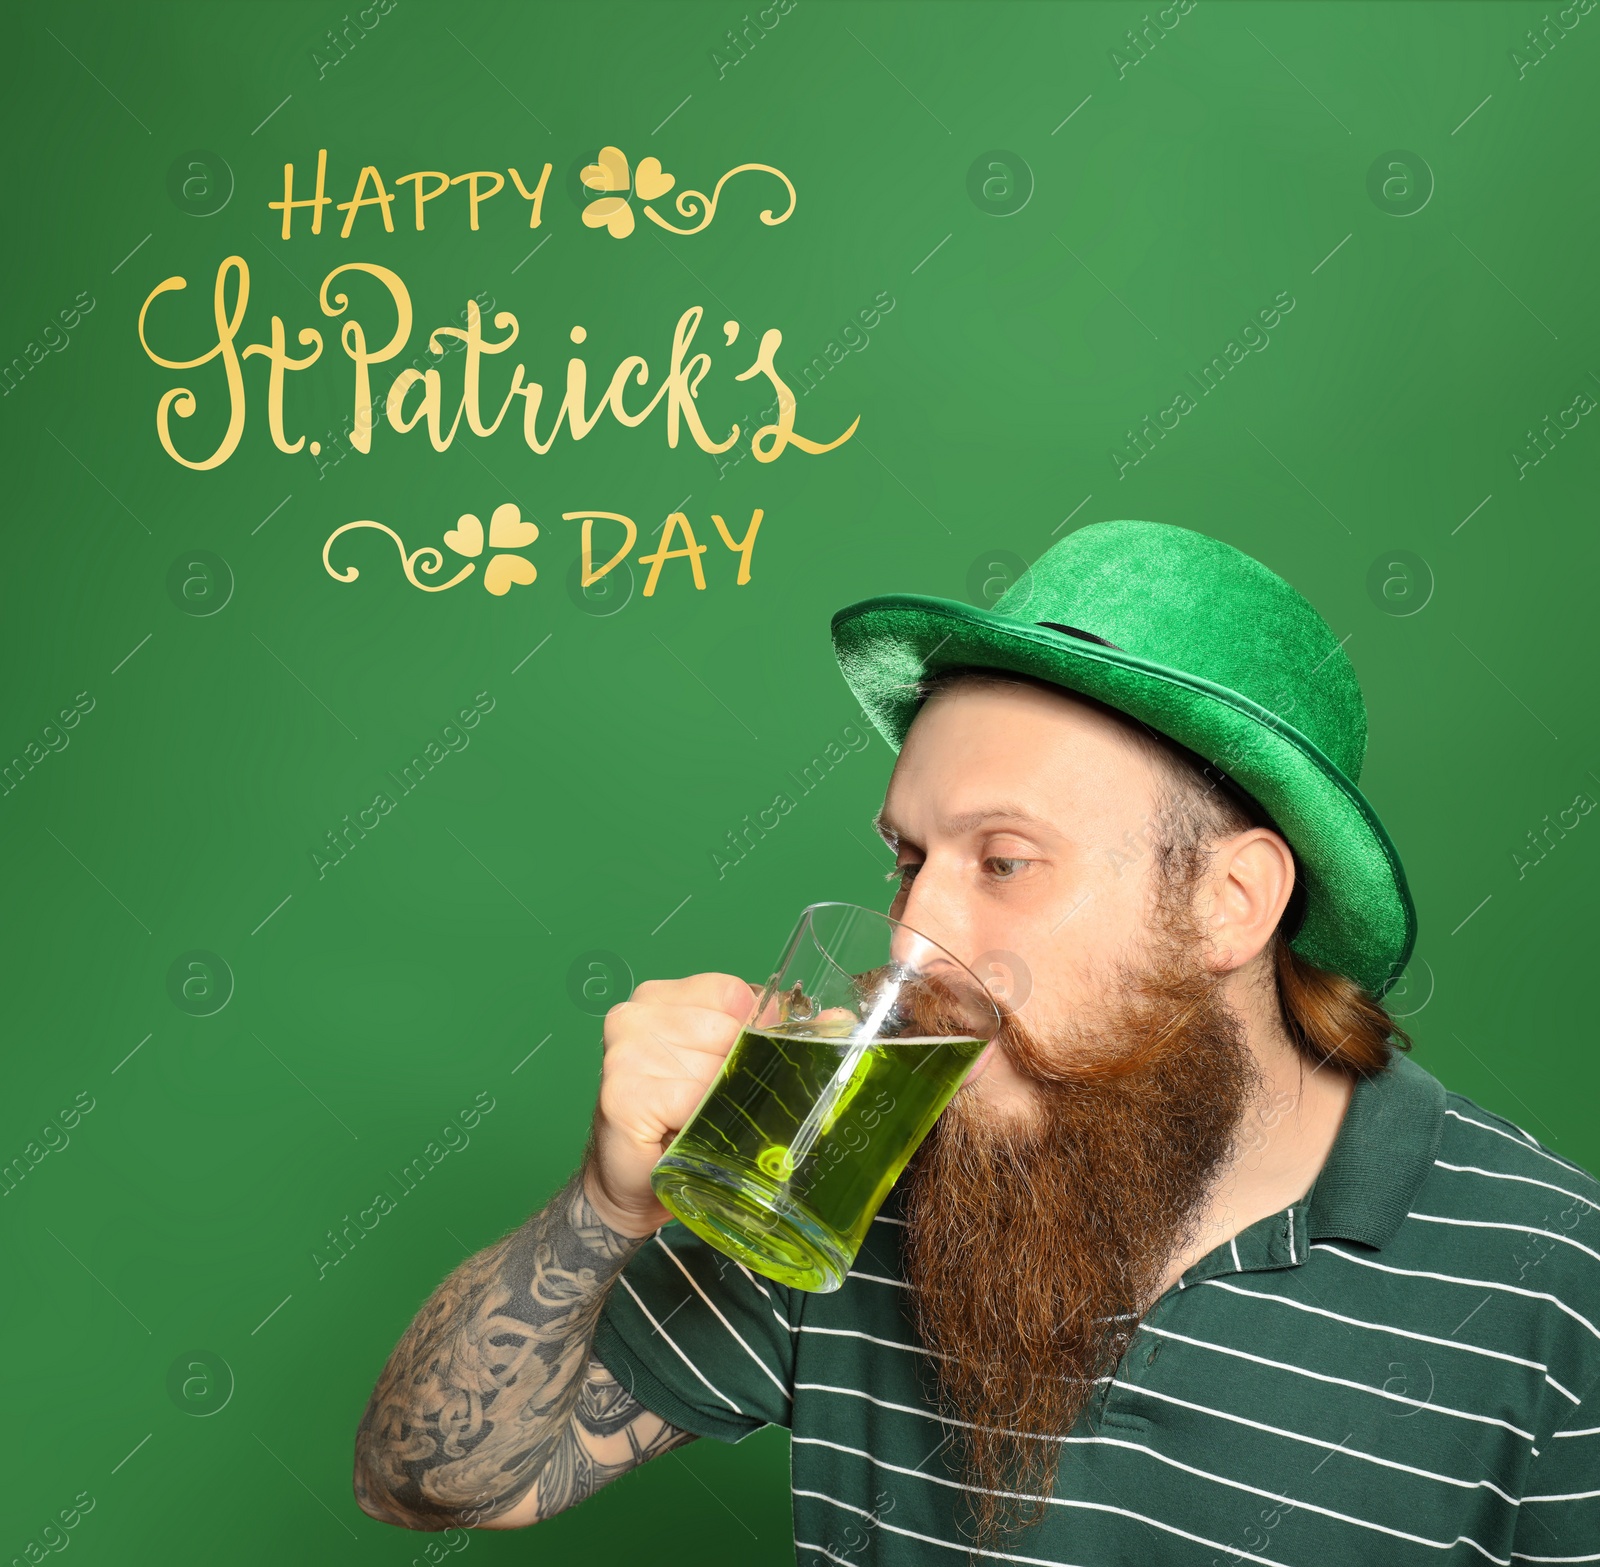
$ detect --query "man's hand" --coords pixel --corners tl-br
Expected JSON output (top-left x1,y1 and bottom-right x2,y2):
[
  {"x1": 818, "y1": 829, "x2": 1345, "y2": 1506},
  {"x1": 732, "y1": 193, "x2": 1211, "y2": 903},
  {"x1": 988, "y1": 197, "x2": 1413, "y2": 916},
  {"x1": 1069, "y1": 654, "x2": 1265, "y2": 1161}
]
[{"x1": 584, "y1": 972, "x2": 758, "y2": 1238}]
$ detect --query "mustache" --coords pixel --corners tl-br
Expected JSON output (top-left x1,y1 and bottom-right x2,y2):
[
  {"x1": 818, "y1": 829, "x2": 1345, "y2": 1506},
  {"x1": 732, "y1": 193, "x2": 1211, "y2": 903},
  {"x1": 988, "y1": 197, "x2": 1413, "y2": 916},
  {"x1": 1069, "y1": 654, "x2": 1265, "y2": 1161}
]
[
  {"x1": 994, "y1": 973, "x2": 1225, "y2": 1088},
  {"x1": 854, "y1": 956, "x2": 1227, "y2": 1088},
  {"x1": 848, "y1": 963, "x2": 1001, "y2": 1041}
]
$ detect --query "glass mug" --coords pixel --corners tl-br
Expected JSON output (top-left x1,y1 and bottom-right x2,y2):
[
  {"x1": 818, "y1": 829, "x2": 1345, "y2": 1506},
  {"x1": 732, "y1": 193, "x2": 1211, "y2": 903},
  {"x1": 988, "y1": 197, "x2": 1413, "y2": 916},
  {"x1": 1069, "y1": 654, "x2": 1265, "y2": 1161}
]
[{"x1": 650, "y1": 902, "x2": 1003, "y2": 1292}]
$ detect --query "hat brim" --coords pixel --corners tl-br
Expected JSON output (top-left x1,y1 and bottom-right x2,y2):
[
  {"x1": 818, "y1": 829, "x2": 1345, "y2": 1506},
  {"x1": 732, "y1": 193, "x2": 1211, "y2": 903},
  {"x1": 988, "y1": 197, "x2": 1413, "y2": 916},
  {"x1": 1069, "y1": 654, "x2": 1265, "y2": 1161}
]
[{"x1": 832, "y1": 595, "x2": 1416, "y2": 999}]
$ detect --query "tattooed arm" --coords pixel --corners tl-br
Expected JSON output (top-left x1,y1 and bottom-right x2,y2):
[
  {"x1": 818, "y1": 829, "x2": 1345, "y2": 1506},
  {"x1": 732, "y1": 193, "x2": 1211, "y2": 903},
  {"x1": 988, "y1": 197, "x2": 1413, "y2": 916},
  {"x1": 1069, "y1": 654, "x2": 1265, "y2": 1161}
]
[
  {"x1": 352, "y1": 1165, "x2": 696, "y2": 1531},
  {"x1": 355, "y1": 971, "x2": 759, "y2": 1530}
]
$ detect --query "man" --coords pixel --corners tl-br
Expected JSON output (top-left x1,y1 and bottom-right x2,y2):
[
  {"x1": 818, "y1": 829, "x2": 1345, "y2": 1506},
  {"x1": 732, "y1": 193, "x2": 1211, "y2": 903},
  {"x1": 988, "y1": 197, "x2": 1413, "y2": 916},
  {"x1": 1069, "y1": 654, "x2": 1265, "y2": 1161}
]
[{"x1": 354, "y1": 521, "x2": 1600, "y2": 1563}]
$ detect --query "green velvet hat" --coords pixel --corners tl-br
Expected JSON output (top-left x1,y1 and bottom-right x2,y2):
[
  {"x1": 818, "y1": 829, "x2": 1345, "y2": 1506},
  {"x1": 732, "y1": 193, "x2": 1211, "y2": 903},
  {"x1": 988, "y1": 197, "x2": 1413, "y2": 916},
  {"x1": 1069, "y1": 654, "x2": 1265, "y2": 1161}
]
[{"x1": 831, "y1": 520, "x2": 1414, "y2": 998}]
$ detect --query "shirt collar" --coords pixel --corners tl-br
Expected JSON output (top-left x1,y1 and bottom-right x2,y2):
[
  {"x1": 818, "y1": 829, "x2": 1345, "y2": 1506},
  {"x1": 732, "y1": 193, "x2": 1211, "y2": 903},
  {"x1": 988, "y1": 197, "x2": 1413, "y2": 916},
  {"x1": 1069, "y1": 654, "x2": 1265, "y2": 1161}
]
[{"x1": 1305, "y1": 1051, "x2": 1446, "y2": 1250}]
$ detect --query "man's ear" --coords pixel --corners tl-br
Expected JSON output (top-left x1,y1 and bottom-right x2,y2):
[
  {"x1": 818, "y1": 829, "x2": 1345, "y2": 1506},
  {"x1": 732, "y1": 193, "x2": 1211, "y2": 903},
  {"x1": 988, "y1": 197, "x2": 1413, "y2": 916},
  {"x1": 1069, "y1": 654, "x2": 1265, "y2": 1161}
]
[{"x1": 1201, "y1": 828, "x2": 1296, "y2": 973}]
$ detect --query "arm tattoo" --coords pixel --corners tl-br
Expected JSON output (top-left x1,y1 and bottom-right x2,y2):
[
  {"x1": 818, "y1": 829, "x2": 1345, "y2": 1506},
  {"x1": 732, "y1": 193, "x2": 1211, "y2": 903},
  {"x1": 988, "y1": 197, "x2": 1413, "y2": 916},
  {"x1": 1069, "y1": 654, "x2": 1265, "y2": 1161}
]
[
  {"x1": 526, "y1": 1357, "x2": 696, "y2": 1517},
  {"x1": 352, "y1": 1170, "x2": 697, "y2": 1530}
]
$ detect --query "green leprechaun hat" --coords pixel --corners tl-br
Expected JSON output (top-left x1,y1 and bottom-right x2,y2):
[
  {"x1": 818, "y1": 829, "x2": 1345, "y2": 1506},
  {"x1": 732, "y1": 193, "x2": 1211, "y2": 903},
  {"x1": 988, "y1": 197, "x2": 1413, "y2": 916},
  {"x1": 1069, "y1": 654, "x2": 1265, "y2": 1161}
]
[{"x1": 831, "y1": 520, "x2": 1415, "y2": 998}]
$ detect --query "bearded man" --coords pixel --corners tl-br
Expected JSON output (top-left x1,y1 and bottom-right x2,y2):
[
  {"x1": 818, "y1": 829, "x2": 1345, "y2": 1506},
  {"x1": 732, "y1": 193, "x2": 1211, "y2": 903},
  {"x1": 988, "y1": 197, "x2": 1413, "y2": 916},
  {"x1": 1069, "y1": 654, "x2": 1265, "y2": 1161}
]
[{"x1": 353, "y1": 521, "x2": 1600, "y2": 1563}]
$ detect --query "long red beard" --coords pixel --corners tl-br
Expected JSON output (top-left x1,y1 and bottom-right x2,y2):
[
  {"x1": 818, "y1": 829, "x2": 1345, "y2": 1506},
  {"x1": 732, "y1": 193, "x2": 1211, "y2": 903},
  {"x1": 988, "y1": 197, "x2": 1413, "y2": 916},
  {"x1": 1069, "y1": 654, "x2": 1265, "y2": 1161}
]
[{"x1": 900, "y1": 939, "x2": 1260, "y2": 1546}]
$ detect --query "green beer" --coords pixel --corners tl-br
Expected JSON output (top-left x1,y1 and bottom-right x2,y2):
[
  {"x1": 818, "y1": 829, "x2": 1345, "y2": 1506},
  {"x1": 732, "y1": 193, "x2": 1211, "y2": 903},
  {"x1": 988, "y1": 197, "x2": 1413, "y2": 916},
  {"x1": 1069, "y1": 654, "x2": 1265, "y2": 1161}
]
[{"x1": 651, "y1": 1020, "x2": 985, "y2": 1292}]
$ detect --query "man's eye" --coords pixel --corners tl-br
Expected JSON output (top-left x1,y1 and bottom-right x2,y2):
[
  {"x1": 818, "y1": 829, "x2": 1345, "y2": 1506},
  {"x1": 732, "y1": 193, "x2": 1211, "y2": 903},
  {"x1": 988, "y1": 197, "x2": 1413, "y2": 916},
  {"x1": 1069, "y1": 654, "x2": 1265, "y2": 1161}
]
[
  {"x1": 886, "y1": 862, "x2": 920, "y2": 885},
  {"x1": 985, "y1": 857, "x2": 1028, "y2": 879}
]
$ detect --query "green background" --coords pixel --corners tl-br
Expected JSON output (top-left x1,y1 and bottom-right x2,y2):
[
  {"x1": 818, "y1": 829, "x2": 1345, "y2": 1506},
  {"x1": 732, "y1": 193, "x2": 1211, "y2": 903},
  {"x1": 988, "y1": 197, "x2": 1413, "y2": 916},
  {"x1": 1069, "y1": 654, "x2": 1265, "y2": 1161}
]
[{"x1": 3, "y1": 2, "x2": 1595, "y2": 1562}]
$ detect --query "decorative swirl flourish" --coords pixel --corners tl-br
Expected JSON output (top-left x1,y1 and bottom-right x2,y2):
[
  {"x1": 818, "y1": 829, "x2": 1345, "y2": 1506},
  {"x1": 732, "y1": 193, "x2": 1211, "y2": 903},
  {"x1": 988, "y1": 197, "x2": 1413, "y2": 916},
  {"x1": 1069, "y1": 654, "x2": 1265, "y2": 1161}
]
[
  {"x1": 644, "y1": 163, "x2": 797, "y2": 236},
  {"x1": 322, "y1": 520, "x2": 476, "y2": 593}
]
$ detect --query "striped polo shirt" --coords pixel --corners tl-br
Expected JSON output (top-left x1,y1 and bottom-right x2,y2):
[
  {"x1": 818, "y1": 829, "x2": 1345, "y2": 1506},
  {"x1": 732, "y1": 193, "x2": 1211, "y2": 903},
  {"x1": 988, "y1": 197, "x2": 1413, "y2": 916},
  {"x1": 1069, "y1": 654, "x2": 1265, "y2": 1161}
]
[{"x1": 594, "y1": 1054, "x2": 1600, "y2": 1565}]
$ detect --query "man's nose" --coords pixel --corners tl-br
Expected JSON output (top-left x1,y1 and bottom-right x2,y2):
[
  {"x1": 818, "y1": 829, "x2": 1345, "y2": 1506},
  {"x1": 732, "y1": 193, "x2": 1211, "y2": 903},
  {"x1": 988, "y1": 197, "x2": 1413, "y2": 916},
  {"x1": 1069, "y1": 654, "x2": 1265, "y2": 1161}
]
[{"x1": 893, "y1": 861, "x2": 971, "y2": 966}]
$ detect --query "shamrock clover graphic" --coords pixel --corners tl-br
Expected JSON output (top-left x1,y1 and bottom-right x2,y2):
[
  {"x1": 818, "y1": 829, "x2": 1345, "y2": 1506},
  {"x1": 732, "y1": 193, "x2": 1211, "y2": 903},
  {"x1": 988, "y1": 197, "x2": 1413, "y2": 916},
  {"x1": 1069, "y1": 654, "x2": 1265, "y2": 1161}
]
[
  {"x1": 321, "y1": 502, "x2": 540, "y2": 595},
  {"x1": 580, "y1": 146, "x2": 675, "y2": 238},
  {"x1": 575, "y1": 148, "x2": 795, "y2": 239},
  {"x1": 444, "y1": 502, "x2": 539, "y2": 595}
]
